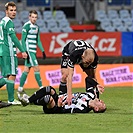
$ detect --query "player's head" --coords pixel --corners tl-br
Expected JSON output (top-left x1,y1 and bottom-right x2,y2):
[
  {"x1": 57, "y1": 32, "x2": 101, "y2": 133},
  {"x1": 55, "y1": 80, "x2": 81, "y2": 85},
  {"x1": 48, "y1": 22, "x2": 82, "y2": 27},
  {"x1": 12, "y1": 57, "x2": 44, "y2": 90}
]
[
  {"x1": 93, "y1": 98, "x2": 106, "y2": 113},
  {"x1": 82, "y1": 49, "x2": 95, "y2": 67},
  {"x1": 5, "y1": 1, "x2": 16, "y2": 19},
  {"x1": 29, "y1": 10, "x2": 38, "y2": 24}
]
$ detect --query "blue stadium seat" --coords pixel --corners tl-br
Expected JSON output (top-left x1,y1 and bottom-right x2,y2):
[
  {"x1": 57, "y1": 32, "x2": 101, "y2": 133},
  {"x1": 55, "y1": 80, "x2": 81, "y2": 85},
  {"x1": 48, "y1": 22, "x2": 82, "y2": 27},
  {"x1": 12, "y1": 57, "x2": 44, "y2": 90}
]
[
  {"x1": 131, "y1": 9, "x2": 133, "y2": 17},
  {"x1": 100, "y1": 20, "x2": 112, "y2": 29},
  {"x1": 39, "y1": 26, "x2": 49, "y2": 33},
  {"x1": 111, "y1": 18, "x2": 123, "y2": 28},
  {"x1": 103, "y1": 25, "x2": 116, "y2": 32},
  {"x1": 116, "y1": 25, "x2": 127, "y2": 32},
  {"x1": 119, "y1": 9, "x2": 130, "y2": 20},
  {"x1": 58, "y1": 19, "x2": 70, "y2": 29},
  {"x1": 0, "y1": 11, "x2": 5, "y2": 20},
  {"x1": 96, "y1": 13, "x2": 107, "y2": 22},
  {"x1": 19, "y1": 11, "x2": 29, "y2": 24},
  {"x1": 43, "y1": 11, "x2": 53, "y2": 21},
  {"x1": 58, "y1": 19, "x2": 73, "y2": 32},
  {"x1": 96, "y1": 10, "x2": 106, "y2": 16},
  {"x1": 127, "y1": 25, "x2": 133, "y2": 32},
  {"x1": 107, "y1": 10, "x2": 119, "y2": 20},
  {"x1": 47, "y1": 19, "x2": 61, "y2": 32},
  {"x1": 19, "y1": 11, "x2": 29, "y2": 19},
  {"x1": 13, "y1": 19, "x2": 22, "y2": 28},
  {"x1": 37, "y1": 11, "x2": 42, "y2": 19},
  {"x1": 54, "y1": 10, "x2": 66, "y2": 22},
  {"x1": 96, "y1": 10, "x2": 107, "y2": 21},
  {"x1": 107, "y1": 9, "x2": 118, "y2": 15},
  {"x1": 36, "y1": 18, "x2": 45, "y2": 28},
  {"x1": 123, "y1": 17, "x2": 132, "y2": 27}
]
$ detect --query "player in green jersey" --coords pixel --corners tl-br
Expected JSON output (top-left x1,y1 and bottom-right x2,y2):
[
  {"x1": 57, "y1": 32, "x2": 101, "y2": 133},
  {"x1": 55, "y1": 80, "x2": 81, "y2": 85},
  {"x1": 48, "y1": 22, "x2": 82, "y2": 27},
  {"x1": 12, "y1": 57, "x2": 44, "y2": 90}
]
[
  {"x1": 0, "y1": 33, "x2": 11, "y2": 108},
  {"x1": 0, "y1": 1, "x2": 27, "y2": 105},
  {"x1": 17, "y1": 10, "x2": 46, "y2": 95},
  {"x1": 0, "y1": 23, "x2": 6, "y2": 89}
]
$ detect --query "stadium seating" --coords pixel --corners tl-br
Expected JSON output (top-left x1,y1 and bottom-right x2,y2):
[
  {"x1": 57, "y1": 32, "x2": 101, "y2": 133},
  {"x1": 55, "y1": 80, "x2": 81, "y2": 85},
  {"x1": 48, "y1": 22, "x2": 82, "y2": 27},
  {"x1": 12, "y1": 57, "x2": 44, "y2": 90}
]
[
  {"x1": 107, "y1": 10, "x2": 119, "y2": 21},
  {"x1": 36, "y1": 19, "x2": 45, "y2": 28},
  {"x1": 116, "y1": 25, "x2": 127, "y2": 32},
  {"x1": 96, "y1": 9, "x2": 133, "y2": 32},
  {"x1": 39, "y1": 26, "x2": 49, "y2": 33},
  {"x1": 103, "y1": 25, "x2": 116, "y2": 32},
  {"x1": 127, "y1": 25, "x2": 133, "y2": 32},
  {"x1": 37, "y1": 11, "x2": 42, "y2": 19},
  {"x1": 15, "y1": 26, "x2": 22, "y2": 33},
  {"x1": 13, "y1": 19, "x2": 22, "y2": 28},
  {"x1": 112, "y1": 18, "x2": 123, "y2": 28},
  {"x1": 54, "y1": 10, "x2": 66, "y2": 22},
  {"x1": 119, "y1": 9, "x2": 131, "y2": 21},
  {"x1": 123, "y1": 17, "x2": 132, "y2": 27},
  {"x1": 131, "y1": 9, "x2": 133, "y2": 17},
  {"x1": 12, "y1": 10, "x2": 73, "y2": 33},
  {"x1": 0, "y1": 11, "x2": 5, "y2": 20},
  {"x1": 43, "y1": 11, "x2": 53, "y2": 22},
  {"x1": 47, "y1": 19, "x2": 61, "y2": 32},
  {"x1": 19, "y1": 11, "x2": 29, "y2": 24},
  {"x1": 96, "y1": 10, "x2": 107, "y2": 22},
  {"x1": 58, "y1": 19, "x2": 70, "y2": 29},
  {"x1": 107, "y1": 9, "x2": 118, "y2": 15},
  {"x1": 100, "y1": 20, "x2": 112, "y2": 29}
]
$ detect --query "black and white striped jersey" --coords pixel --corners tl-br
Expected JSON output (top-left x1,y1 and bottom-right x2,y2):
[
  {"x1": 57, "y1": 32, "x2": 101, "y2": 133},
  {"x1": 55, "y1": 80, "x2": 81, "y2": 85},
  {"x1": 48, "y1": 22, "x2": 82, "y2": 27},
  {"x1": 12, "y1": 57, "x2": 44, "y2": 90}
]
[
  {"x1": 62, "y1": 40, "x2": 98, "y2": 69},
  {"x1": 60, "y1": 88, "x2": 96, "y2": 113}
]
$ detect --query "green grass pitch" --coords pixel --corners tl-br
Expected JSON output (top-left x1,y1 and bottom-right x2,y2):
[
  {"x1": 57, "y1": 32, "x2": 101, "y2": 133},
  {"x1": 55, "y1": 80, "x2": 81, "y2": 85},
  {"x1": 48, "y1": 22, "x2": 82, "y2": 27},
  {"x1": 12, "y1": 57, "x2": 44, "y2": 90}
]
[{"x1": 0, "y1": 87, "x2": 132, "y2": 133}]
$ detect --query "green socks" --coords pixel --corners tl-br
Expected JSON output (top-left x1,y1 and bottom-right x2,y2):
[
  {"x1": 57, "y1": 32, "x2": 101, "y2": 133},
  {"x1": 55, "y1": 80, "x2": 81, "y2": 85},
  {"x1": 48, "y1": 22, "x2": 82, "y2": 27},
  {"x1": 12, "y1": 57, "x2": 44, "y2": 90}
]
[
  {"x1": 19, "y1": 71, "x2": 43, "y2": 88},
  {"x1": 6, "y1": 80, "x2": 14, "y2": 102},
  {"x1": 34, "y1": 71, "x2": 43, "y2": 87},
  {"x1": 20, "y1": 72, "x2": 28, "y2": 87}
]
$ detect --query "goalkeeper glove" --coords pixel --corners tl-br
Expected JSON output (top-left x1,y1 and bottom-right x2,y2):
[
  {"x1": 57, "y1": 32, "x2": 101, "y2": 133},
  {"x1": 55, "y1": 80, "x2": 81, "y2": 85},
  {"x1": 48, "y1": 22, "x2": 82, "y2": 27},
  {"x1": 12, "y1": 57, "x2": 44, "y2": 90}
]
[{"x1": 42, "y1": 51, "x2": 46, "y2": 59}]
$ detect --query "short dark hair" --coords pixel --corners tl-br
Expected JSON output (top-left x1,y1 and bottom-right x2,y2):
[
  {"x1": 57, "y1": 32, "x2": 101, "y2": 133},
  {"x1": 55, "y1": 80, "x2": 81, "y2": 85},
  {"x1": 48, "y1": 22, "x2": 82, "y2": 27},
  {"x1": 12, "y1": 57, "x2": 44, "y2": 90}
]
[
  {"x1": 5, "y1": 1, "x2": 16, "y2": 10},
  {"x1": 29, "y1": 10, "x2": 38, "y2": 16}
]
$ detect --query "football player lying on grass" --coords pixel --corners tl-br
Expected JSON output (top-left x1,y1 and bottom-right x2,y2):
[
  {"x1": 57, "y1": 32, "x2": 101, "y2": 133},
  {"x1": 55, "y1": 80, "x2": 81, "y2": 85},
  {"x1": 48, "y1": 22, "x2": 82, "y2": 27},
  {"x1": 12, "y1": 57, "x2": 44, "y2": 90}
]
[{"x1": 18, "y1": 77, "x2": 106, "y2": 113}]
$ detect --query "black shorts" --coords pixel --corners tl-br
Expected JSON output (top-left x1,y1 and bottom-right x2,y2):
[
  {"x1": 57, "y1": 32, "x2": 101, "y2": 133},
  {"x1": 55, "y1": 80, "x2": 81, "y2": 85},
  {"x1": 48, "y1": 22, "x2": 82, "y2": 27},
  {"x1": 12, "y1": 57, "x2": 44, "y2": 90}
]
[
  {"x1": 61, "y1": 55, "x2": 92, "y2": 72},
  {"x1": 61, "y1": 55, "x2": 69, "y2": 68}
]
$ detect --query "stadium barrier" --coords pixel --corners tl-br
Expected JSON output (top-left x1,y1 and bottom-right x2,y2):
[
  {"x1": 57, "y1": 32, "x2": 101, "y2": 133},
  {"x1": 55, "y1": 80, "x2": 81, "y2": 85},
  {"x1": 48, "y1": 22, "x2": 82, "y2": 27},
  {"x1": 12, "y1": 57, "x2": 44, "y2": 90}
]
[
  {"x1": 17, "y1": 32, "x2": 133, "y2": 58},
  {"x1": 1, "y1": 64, "x2": 132, "y2": 90}
]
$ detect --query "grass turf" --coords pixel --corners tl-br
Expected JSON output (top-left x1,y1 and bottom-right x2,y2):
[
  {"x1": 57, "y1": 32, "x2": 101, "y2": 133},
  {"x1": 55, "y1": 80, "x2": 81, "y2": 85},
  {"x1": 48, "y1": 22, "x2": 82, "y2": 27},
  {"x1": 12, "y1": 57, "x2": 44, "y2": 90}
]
[{"x1": 0, "y1": 87, "x2": 132, "y2": 133}]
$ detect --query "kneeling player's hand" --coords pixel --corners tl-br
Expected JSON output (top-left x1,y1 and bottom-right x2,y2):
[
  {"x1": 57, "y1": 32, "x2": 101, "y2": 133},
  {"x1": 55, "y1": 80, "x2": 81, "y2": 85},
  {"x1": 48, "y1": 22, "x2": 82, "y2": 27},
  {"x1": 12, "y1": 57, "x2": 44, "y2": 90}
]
[{"x1": 97, "y1": 84, "x2": 104, "y2": 94}]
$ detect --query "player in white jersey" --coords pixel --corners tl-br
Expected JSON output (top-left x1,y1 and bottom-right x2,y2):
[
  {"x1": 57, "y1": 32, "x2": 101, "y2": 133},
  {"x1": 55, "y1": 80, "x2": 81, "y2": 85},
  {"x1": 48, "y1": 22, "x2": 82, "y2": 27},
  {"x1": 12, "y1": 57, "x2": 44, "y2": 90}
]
[
  {"x1": 59, "y1": 40, "x2": 104, "y2": 106},
  {"x1": 18, "y1": 77, "x2": 106, "y2": 114},
  {"x1": 18, "y1": 10, "x2": 46, "y2": 95}
]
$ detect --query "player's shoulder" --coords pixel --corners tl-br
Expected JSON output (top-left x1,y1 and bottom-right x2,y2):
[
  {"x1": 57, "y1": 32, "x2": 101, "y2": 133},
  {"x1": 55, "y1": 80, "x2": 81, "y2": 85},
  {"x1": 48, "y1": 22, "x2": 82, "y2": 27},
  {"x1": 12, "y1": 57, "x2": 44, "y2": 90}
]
[
  {"x1": 2, "y1": 17, "x2": 11, "y2": 22},
  {"x1": 2, "y1": 17, "x2": 13, "y2": 26},
  {"x1": 23, "y1": 21, "x2": 30, "y2": 27},
  {"x1": 22, "y1": 21, "x2": 31, "y2": 31}
]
